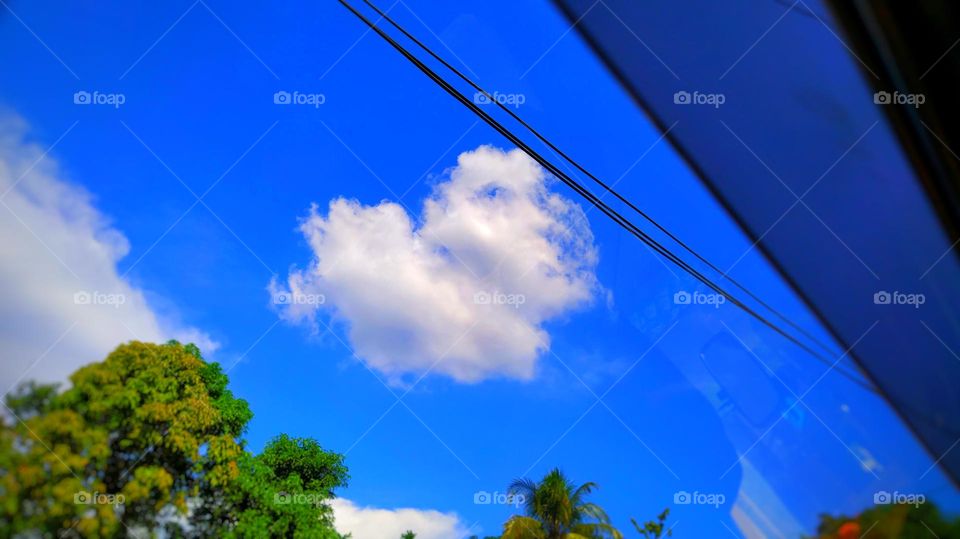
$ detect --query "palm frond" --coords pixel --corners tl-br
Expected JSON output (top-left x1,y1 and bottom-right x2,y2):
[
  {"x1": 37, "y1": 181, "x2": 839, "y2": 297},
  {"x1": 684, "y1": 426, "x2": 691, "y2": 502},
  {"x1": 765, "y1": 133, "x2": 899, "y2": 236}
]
[
  {"x1": 508, "y1": 477, "x2": 539, "y2": 498},
  {"x1": 577, "y1": 502, "x2": 613, "y2": 524},
  {"x1": 571, "y1": 481, "x2": 598, "y2": 505},
  {"x1": 502, "y1": 515, "x2": 546, "y2": 539},
  {"x1": 505, "y1": 469, "x2": 622, "y2": 539},
  {"x1": 571, "y1": 522, "x2": 624, "y2": 539}
]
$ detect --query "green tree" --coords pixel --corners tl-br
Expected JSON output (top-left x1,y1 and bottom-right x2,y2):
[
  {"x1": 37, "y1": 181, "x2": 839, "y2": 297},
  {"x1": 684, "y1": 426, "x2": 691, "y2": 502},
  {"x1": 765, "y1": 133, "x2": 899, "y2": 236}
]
[
  {"x1": 0, "y1": 340, "x2": 348, "y2": 538},
  {"x1": 401, "y1": 531, "x2": 417, "y2": 539},
  {"x1": 501, "y1": 468, "x2": 622, "y2": 539},
  {"x1": 630, "y1": 508, "x2": 670, "y2": 539},
  {"x1": 190, "y1": 435, "x2": 348, "y2": 538}
]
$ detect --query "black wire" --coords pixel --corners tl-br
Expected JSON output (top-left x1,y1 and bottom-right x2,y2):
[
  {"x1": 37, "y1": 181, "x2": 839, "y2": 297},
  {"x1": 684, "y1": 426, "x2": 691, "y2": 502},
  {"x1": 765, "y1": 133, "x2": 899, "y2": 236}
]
[
  {"x1": 362, "y1": 0, "x2": 837, "y2": 360},
  {"x1": 335, "y1": 0, "x2": 878, "y2": 394}
]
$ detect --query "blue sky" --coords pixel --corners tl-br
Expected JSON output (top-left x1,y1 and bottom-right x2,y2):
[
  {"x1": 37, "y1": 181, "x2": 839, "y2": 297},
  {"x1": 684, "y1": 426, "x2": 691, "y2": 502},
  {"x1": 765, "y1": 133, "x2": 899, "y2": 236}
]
[{"x1": 1, "y1": 0, "x2": 958, "y2": 537}]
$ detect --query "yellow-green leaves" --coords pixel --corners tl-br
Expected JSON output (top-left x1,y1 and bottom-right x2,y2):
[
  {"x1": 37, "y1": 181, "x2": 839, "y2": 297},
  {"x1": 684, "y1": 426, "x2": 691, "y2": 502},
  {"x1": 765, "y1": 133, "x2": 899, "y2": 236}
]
[{"x1": 1, "y1": 340, "x2": 252, "y2": 537}]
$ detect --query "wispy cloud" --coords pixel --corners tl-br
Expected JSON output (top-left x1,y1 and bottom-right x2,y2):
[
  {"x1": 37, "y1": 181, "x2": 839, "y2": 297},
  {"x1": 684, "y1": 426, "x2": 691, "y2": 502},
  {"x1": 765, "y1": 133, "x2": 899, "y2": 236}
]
[{"x1": 0, "y1": 115, "x2": 216, "y2": 392}]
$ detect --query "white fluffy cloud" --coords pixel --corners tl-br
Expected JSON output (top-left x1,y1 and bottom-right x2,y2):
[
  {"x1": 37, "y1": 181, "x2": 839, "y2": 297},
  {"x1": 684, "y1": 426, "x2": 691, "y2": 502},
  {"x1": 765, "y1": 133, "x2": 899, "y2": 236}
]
[
  {"x1": 272, "y1": 145, "x2": 598, "y2": 383},
  {"x1": 0, "y1": 116, "x2": 216, "y2": 393},
  {"x1": 331, "y1": 498, "x2": 469, "y2": 539}
]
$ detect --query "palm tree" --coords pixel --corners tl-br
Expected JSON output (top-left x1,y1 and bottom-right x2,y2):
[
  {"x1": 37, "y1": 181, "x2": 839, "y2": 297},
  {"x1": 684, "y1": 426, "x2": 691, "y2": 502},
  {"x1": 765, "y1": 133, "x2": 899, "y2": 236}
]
[{"x1": 501, "y1": 468, "x2": 622, "y2": 539}]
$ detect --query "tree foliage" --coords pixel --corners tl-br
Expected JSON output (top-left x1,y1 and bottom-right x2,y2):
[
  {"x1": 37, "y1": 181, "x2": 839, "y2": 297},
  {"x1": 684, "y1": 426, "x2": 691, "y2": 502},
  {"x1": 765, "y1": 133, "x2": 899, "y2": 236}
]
[
  {"x1": 631, "y1": 508, "x2": 670, "y2": 539},
  {"x1": 0, "y1": 340, "x2": 347, "y2": 538},
  {"x1": 189, "y1": 435, "x2": 348, "y2": 538},
  {"x1": 806, "y1": 501, "x2": 960, "y2": 538},
  {"x1": 501, "y1": 468, "x2": 622, "y2": 539},
  {"x1": 0, "y1": 339, "x2": 711, "y2": 538}
]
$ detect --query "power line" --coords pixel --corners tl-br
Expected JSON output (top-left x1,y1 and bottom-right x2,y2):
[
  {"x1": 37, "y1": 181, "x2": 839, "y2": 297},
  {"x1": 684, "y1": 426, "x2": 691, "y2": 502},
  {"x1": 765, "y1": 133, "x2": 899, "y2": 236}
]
[
  {"x1": 337, "y1": 0, "x2": 873, "y2": 391},
  {"x1": 336, "y1": 0, "x2": 877, "y2": 393},
  {"x1": 361, "y1": 0, "x2": 837, "y2": 360}
]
